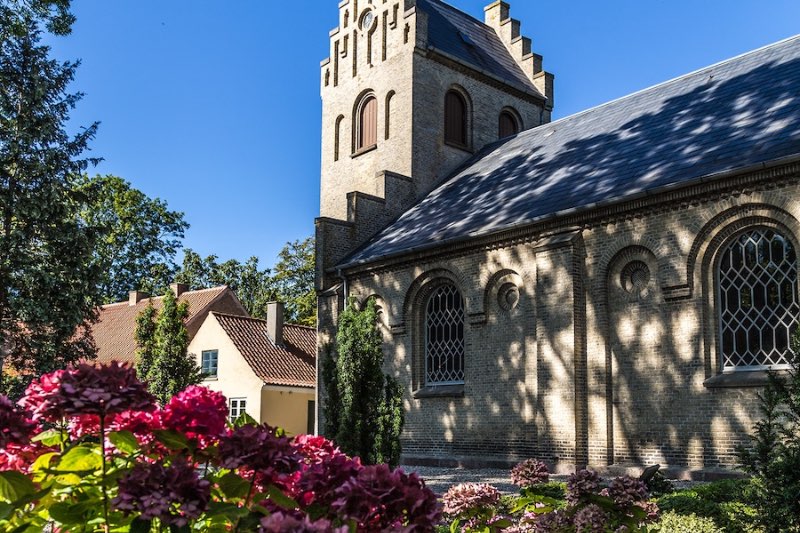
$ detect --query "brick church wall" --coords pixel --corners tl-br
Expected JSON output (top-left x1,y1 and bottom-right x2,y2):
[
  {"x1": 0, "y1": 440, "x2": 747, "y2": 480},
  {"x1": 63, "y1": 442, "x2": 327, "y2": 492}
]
[{"x1": 340, "y1": 164, "x2": 800, "y2": 470}]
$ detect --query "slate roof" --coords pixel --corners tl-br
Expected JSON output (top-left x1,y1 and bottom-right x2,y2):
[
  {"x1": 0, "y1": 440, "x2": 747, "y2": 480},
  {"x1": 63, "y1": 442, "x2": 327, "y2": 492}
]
[
  {"x1": 341, "y1": 35, "x2": 800, "y2": 269},
  {"x1": 212, "y1": 313, "x2": 316, "y2": 389},
  {"x1": 415, "y1": 0, "x2": 541, "y2": 97},
  {"x1": 93, "y1": 287, "x2": 240, "y2": 365}
]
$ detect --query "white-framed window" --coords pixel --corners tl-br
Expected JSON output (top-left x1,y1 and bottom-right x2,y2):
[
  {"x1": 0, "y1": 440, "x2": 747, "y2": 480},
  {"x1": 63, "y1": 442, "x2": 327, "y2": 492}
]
[
  {"x1": 717, "y1": 228, "x2": 799, "y2": 371},
  {"x1": 201, "y1": 350, "x2": 218, "y2": 378},
  {"x1": 424, "y1": 283, "x2": 466, "y2": 385},
  {"x1": 229, "y1": 398, "x2": 247, "y2": 422}
]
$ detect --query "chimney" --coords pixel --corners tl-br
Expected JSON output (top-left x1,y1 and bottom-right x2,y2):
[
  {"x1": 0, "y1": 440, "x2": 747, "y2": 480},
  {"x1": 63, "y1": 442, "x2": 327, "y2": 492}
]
[
  {"x1": 129, "y1": 291, "x2": 149, "y2": 306},
  {"x1": 171, "y1": 283, "x2": 189, "y2": 297},
  {"x1": 266, "y1": 302, "x2": 285, "y2": 346}
]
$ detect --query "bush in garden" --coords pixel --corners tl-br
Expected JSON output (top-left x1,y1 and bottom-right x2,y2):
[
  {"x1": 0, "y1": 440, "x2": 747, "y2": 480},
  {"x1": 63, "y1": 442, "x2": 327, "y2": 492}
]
[
  {"x1": 654, "y1": 482, "x2": 759, "y2": 533},
  {"x1": 737, "y1": 329, "x2": 800, "y2": 533},
  {"x1": 0, "y1": 362, "x2": 441, "y2": 532},
  {"x1": 650, "y1": 511, "x2": 725, "y2": 533},
  {"x1": 506, "y1": 469, "x2": 658, "y2": 532}
]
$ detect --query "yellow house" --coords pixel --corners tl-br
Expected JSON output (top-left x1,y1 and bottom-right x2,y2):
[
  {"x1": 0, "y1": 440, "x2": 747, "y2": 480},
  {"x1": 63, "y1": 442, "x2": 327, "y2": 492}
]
[{"x1": 188, "y1": 303, "x2": 316, "y2": 436}]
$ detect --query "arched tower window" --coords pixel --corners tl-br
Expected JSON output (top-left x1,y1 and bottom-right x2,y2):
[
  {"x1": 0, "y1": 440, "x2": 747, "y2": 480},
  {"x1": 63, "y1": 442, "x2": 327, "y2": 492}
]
[
  {"x1": 425, "y1": 283, "x2": 465, "y2": 385},
  {"x1": 717, "y1": 228, "x2": 799, "y2": 370},
  {"x1": 444, "y1": 90, "x2": 468, "y2": 147},
  {"x1": 499, "y1": 110, "x2": 520, "y2": 138},
  {"x1": 334, "y1": 115, "x2": 344, "y2": 162},
  {"x1": 355, "y1": 94, "x2": 378, "y2": 152}
]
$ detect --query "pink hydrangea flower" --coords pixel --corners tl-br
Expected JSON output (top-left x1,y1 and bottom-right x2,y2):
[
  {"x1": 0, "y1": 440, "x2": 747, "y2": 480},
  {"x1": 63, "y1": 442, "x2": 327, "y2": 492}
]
[
  {"x1": 219, "y1": 424, "x2": 302, "y2": 489},
  {"x1": 259, "y1": 512, "x2": 348, "y2": 533},
  {"x1": 511, "y1": 458, "x2": 550, "y2": 488},
  {"x1": 162, "y1": 386, "x2": 227, "y2": 445},
  {"x1": 442, "y1": 482, "x2": 501, "y2": 518},
  {"x1": 566, "y1": 469, "x2": 601, "y2": 505}
]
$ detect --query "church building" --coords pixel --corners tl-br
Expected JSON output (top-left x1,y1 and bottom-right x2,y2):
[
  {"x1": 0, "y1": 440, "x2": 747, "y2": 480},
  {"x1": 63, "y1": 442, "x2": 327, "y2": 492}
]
[{"x1": 315, "y1": 0, "x2": 800, "y2": 473}]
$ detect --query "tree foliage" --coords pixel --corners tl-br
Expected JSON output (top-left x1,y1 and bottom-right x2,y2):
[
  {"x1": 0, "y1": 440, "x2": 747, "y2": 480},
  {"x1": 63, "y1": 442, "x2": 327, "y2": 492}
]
[
  {"x1": 134, "y1": 289, "x2": 201, "y2": 404},
  {"x1": 76, "y1": 174, "x2": 189, "y2": 304},
  {"x1": 0, "y1": 0, "x2": 101, "y2": 380},
  {"x1": 737, "y1": 329, "x2": 800, "y2": 533},
  {"x1": 272, "y1": 237, "x2": 316, "y2": 327},
  {"x1": 327, "y1": 298, "x2": 403, "y2": 467},
  {"x1": 175, "y1": 238, "x2": 316, "y2": 326},
  {"x1": 175, "y1": 249, "x2": 274, "y2": 319}
]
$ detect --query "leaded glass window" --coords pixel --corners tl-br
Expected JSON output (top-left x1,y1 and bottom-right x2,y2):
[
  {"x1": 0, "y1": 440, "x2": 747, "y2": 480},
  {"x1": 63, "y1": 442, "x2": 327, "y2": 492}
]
[
  {"x1": 425, "y1": 284, "x2": 465, "y2": 385},
  {"x1": 718, "y1": 228, "x2": 799, "y2": 370}
]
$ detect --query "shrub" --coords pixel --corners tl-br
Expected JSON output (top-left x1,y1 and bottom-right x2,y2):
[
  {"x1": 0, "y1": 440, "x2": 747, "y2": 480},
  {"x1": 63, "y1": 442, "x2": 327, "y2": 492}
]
[
  {"x1": 0, "y1": 363, "x2": 441, "y2": 531},
  {"x1": 507, "y1": 470, "x2": 658, "y2": 532},
  {"x1": 651, "y1": 510, "x2": 725, "y2": 533},
  {"x1": 737, "y1": 330, "x2": 800, "y2": 532},
  {"x1": 654, "y1": 481, "x2": 759, "y2": 533}
]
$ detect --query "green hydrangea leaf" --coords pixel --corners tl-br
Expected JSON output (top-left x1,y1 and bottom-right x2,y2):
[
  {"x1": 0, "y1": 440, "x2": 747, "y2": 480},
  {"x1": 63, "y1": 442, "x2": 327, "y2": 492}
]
[{"x1": 0, "y1": 471, "x2": 36, "y2": 503}]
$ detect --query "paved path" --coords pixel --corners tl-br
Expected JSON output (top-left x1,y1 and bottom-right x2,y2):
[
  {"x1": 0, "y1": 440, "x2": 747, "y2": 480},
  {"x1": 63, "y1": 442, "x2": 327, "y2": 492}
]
[{"x1": 406, "y1": 467, "x2": 520, "y2": 496}]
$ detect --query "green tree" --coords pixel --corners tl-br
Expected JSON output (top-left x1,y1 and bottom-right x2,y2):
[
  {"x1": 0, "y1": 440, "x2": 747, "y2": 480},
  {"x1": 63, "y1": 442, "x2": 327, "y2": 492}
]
[
  {"x1": 272, "y1": 237, "x2": 316, "y2": 327},
  {"x1": 76, "y1": 174, "x2": 189, "y2": 304},
  {"x1": 738, "y1": 329, "x2": 800, "y2": 533},
  {"x1": 328, "y1": 298, "x2": 403, "y2": 466},
  {"x1": 0, "y1": 0, "x2": 101, "y2": 382},
  {"x1": 134, "y1": 289, "x2": 201, "y2": 404},
  {"x1": 175, "y1": 249, "x2": 274, "y2": 319}
]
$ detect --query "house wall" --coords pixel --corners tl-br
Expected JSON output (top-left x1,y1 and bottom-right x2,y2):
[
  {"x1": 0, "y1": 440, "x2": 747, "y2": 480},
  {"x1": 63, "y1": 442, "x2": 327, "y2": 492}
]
[
  {"x1": 261, "y1": 387, "x2": 316, "y2": 436},
  {"x1": 188, "y1": 315, "x2": 265, "y2": 422},
  {"x1": 331, "y1": 164, "x2": 800, "y2": 471}
]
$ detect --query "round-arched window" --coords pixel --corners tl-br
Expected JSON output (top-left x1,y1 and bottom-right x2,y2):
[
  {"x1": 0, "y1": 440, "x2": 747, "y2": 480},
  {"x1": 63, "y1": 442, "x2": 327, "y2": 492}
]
[
  {"x1": 425, "y1": 283, "x2": 465, "y2": 385},
  {"x1": 355, "y1": 94, "x2": 377, "y2": 152},
  {"x1": 499, "y1": 110, "x2": 520, "y2": 138},
  {"x1": 444, "y1": 90, "x2": 468, "y2": 147},
  {"x1": 718, "y1": 228, "x2": 799, "y2": 370}
]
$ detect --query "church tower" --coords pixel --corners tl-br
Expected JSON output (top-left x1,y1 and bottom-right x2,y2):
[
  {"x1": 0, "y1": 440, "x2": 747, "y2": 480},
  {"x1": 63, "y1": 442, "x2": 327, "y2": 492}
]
[{"x1": 316, "y1": 0, "x2": 554, "y2": 338}]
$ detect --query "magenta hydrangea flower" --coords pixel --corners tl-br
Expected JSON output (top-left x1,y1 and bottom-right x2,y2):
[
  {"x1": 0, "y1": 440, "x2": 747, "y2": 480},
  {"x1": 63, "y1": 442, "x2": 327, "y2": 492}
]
[
  {"x1": 112, "y1": 458, "x2": 210, "y2": 526},
  {"x1": 162, "y1": 386, "x2": 227, "y2": 445},
  {"x1": 19, "y1": 369, "x2": 66, "y2": 421},
  {"x1": 572, "y1": 503, "x2": 608, "y2": 533},
  {"x1": 607, "y1": 475, "x2": 648, "y2": 508},
  {"x1": 297, "y1": 452, "x2": 361, "y2": 507},
  {"x1": 566, "y1": 470, "x2": 601, "y2": 505},
  {"x1": 219, "y1": 424, "x2": 302, "y2": 486},
  {"x1": 259, "y1": 512, "x2": 348, "y2": 533},
  {"x1": 511, "y1": 459, "x2": 550, "y2": 487},
  {"x1": 442, "y1": 482, "x2": 500, "y2": 518},
  {"x1": 293, "y1": 434, "x2": 344, "y2": 464},
  {"x1": 331, "y1": 464, "x2": 441, "y2": 531},
  {"x1": 20, "y1": 363, "x2": 155, "y2": 422},
  {"x1": 67, "y1": 414, "x2": 100, "y2": 440},
  {"x1": 0, "y1": 395, "x2": 35, "y2": 449}
]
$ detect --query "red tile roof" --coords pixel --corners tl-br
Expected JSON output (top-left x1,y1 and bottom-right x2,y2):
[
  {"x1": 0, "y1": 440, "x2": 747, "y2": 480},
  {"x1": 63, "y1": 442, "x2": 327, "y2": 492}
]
[
  {"x1": 93, "y1": 287, "x2": 245, "y2": 365},
  {"x1": 211, "y1": 313, "x2": 316, "y2": 388}
]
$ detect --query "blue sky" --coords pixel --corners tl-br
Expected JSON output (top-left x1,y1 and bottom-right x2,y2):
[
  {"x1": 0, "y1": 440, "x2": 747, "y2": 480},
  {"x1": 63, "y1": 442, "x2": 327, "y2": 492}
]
[{"x1": 48, "y1": 0, "x2": 800, "y2": 266}]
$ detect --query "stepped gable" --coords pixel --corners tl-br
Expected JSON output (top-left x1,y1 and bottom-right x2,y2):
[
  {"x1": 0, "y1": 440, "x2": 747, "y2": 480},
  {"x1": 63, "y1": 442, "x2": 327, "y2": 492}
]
[
  {"x1": 212, "y1": 313, "x2": 316, "y2": 388},
  {"x1": 340, "y1": 35, "x2": 800, "y2": 268},
  {"x1": 416, "y1": 0, "x2": 541, "y2": 96}
]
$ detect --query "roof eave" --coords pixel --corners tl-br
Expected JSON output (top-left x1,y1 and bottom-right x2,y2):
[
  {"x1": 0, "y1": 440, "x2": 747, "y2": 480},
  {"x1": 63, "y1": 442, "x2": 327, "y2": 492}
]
[{"x1": 334, "y1": 152, "x2": 800, "y2": 274}]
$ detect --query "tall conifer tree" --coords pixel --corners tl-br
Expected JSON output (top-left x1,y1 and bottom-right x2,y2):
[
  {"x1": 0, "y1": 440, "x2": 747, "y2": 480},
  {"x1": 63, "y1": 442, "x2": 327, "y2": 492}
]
[
  {"x1": 0, "y1": 0, "x2": 101, "y2": 382},
  {"x1": 134, "y1": 289, "x2": 201, "y2": 404}
]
